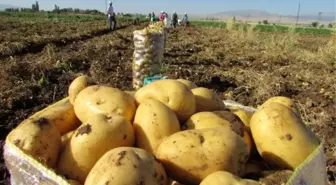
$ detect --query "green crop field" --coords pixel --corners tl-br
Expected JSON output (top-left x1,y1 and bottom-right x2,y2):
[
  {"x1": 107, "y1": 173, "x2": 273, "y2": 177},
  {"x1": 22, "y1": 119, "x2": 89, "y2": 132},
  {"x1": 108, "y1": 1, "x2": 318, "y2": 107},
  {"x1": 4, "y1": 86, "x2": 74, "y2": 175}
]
[{"x1": 191, "y1": 20, "x2": 336, "y2": 35}]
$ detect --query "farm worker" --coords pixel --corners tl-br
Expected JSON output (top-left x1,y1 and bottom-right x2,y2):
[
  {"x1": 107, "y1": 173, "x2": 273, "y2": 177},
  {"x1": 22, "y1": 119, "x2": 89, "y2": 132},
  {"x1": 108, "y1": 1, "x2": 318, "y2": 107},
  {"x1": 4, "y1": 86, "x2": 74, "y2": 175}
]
[
  {"x1": 151, "y1": 12, "x2": 155, "y2": 22},
  {"x1": 182, "y1": 12, "x2": 188, "y2": 23},
  {"x1": 163, "y1": 12, "x2": 170, "y2": 27},
  {"x1": 107, "y1": 1, "x2": 116, "y2": 30},
  {"x1": 172, "y1": 11, "x2": 178, "y2": 28},
  {"x1": 159, "y1": 11, "x2": 165, "y2": 21}
]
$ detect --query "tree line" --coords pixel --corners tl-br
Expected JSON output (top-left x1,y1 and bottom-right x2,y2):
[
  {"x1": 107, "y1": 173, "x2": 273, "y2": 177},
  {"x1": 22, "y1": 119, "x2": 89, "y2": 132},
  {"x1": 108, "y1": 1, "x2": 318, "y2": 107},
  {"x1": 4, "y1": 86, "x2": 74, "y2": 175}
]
[{"x1": 5, "y1": 1, "x2": 102, "y2": 15}]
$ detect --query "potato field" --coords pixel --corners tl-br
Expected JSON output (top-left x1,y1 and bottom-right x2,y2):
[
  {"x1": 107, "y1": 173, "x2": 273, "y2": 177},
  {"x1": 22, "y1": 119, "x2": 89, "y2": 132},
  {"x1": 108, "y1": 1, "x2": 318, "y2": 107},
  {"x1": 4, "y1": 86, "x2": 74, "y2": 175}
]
[{"x1": 0, "y1": 12, "x2": 335, "y2": 185}]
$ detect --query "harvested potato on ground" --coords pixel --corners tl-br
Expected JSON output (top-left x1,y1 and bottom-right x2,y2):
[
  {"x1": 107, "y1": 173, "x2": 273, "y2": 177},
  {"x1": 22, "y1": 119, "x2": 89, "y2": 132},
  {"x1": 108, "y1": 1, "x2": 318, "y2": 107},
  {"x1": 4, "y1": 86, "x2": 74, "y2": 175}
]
[
  {"x1": 68, "y1": 180, "x2": 82, "y2": 185},
  {"x1": 74, "y1": 85, "x2": 136, "y2": 123},
  {"x1": 60, "y1": 130, "x2": 74, "y2": 152},
  {"x1": 68, "y1": 75, "x2": 90, "y2": 105},
  {"x1": 260, "y1": 96, "x2": 301, "y2": 119},
  {"x1": 57, "y1": 113, "x2": 134, "y2": 183},
  {"x1": 7, "y1": 118, "x2": 61, "y2": 168},
  {"x1": 192, "y1": 87, "x2": 225, "y2": 112},
  {"x1": 176, "y1": 79, "x2": 198, "y2": 89},
  {"x1": 134, "y1": 99, "x2": 180, "y2": 154},
  {"x1": 200, "y1": 171, "x2": 261, "y2": 185},
  {"x1": 250, "y1": 102, "x2": 320, "y2": 169},
  {"x1": 85, "y1": 147, "x2": 168, "y2": 185},
  {"x1": 135, "y1": 79, "x2": 196, "y2": 121},
  {"x1": 185, "y1": 111, "x2": 244, "y2": 136},
  {"x1": 31, "y1": 97, "x2": 81, "y2": 135},
  {"x1": 229, "y1": 107, "x2": 254, "y2": 129},
  {"x1": 156, "y1": 127, "x2": 249, "y2": 185}
]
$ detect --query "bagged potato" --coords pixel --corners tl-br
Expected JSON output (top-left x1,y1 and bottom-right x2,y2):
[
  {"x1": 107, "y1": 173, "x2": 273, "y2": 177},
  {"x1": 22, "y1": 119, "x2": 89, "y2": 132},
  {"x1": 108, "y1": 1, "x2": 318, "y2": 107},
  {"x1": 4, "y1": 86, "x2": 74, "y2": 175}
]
[{"x1": 132, "y1": 24, "x2": 165, "y2": 89}]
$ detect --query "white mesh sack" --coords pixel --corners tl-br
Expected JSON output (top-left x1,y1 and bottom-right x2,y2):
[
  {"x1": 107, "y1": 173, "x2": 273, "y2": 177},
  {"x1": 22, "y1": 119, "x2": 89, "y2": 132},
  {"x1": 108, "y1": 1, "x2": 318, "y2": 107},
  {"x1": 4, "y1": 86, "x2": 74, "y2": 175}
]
[{"x1": 2, "y1": 100, "x2": 328, "y2": 185}]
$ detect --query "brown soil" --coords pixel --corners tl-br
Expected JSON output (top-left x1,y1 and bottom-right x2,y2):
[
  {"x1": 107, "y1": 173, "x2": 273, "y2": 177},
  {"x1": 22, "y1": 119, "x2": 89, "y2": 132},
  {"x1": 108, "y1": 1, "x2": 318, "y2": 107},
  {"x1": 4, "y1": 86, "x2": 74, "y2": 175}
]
[{"x1": 0, "y1": 21, "x2": 335, "y2": 185}]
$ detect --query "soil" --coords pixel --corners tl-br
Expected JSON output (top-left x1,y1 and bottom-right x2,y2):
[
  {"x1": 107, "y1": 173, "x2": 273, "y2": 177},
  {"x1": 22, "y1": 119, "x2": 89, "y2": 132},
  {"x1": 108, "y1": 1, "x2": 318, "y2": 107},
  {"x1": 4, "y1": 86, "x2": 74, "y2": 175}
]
[{"x1": 0, "y1": 22, "x2": 335, "y2": 185}]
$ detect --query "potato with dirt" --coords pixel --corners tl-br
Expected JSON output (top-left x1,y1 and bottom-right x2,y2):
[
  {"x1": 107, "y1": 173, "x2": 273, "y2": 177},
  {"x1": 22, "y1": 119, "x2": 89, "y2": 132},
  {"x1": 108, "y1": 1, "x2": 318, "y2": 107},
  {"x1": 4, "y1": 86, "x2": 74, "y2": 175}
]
[
  {"x1": 31, "y1": 97, "x2": 81, "y2": 135},
  {"x1": 200, "y1": 171, "x2": 261, "y2": 185},
  {"x1": 250, "y1": 102, "x2": 320, "y2": 169},
  {"x1": 156, "y1": 127, "x2": 249, "y2": 185},
  {"x1": 135, "y1": 79, "x2": 196, "y2": 121},
  {"x1": 260, "y1": 96, "x2": 301, "y2": 119},
  {"x1": 7, "y1": 117, "x2": 61, "y2": 168},
  {"x1": 213, "y1": 110, "x2": 254, "y2": 154},
  {"x1": 191, "y1": 87, "x2": 225, "y2": 112},
  {"x1": 176, "y1": 79, "x2": 198, "y2": 89},
  {"x1": 229, "y1": 107, "x2": 254, "y2": 129},
  {"x1": 60, "y1": 130, "x2": 74, "y2": 152},
  {"x1": 57, "y1": 113, "x2": 134, "y2": 183},
  {"x1": 68, "y1": 75, "x2": 91, "y2": 105},
  {"x1": 84, "y1": 147, "x2": 168, "y2": 185},
  {"x1": 185, "y1": 111, "x2": 244, "y2": 136},
  {"x1": 74, "y1": 85, "x2": 136, "y2": 123},
  {"x1": 133, "y1": 99, "x2": 180, "y2": 154}
]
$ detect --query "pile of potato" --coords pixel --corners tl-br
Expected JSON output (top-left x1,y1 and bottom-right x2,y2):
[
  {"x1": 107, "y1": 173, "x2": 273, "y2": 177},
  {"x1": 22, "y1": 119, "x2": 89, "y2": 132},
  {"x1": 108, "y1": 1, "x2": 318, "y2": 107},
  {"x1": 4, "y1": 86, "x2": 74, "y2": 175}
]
[{"x1": 6, "y1": 76, "x2": 320, "y2": 185}]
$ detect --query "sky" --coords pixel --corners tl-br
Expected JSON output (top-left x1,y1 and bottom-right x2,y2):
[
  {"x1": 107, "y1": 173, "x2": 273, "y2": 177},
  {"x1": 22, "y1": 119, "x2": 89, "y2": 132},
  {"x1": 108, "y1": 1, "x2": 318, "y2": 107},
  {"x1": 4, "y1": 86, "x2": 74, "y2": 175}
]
[{"x1": 1, "y1": 0, "x2": 335, "y2": 15}]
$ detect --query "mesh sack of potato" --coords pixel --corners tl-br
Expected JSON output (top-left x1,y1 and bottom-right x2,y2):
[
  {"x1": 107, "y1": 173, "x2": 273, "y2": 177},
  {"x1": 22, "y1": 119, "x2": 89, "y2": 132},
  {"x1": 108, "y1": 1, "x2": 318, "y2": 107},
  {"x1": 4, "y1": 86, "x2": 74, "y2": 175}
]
[
  {"x1": 2, "y1": 95, "x2": 327, "y2": 185},
  {"x1": 132, "y1": 23, "x2": 166, "y2": 89}
]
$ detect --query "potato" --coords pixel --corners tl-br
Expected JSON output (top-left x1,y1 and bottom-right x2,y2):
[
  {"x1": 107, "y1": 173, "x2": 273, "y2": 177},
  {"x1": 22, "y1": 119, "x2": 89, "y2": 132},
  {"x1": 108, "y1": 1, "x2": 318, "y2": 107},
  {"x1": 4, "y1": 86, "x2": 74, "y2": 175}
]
[
  {"x1": 156, "y1": 127, "x2": 249, "y2": 185},
  {"x1": 68, "y1": 75, "x2": 90, "y2": 105},
  {"x1": 60, "y1": 130, "x2": 74, "y2": 152},
  {"x1": 200, "y1": 171, "x2": 261, "y2": 185},
  {"x1": 57, "y1": 113, "x2": 134, "y2": 183},
  {"x1": 191, "y1": 87, "x2": 225, "y2": 112},
  {"x1": 229, "y1": 107, "x2": 254, "y2": 129},
  {"x1": 250, "y1": 102, "x2": 320, "y2": 169},
  {"x1": 134, "y1": 99, "x2": 180, "y2": 154},
  {"x1": 7, "y1": 118, "x2": 61, "y2": 168},
  {"x1": 135, "y1": 79, "x2": 196, "y2": 121},
  {"x1": 213, "y1": 110, "x2": 254, "y2": 154},
  {"x1": 30, "y1": 97, "x2": 81, "y2": 135},
  {"x1": 124, "y1": 90, "x2": 136, "y2": 98},
  {"x1": 84, "y1": 147, "x2": 169, "y2": 185},
  {"x1": 176, "y1": 79, "x2": 198, "y2": 89},
  {"x1": 260, "y1": 96, "x2": 301, "y2": 118},
  {"x1": 185, "y1": 111, "x2": 244, "y2": 136},
  {"x1": 74, "y1": 85, "x2": 136, "y2": 123},
  {"x1": 68, "y1": 180, "x2": 82, "y2": 185}
]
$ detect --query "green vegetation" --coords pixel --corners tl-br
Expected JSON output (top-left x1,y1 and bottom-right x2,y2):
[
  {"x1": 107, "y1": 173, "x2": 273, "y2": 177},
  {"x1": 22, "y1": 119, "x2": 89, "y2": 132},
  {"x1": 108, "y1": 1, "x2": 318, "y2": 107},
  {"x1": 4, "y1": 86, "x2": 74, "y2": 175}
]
[{"x1": 191, "y1": 21, "x2": 336, "y2": 35}]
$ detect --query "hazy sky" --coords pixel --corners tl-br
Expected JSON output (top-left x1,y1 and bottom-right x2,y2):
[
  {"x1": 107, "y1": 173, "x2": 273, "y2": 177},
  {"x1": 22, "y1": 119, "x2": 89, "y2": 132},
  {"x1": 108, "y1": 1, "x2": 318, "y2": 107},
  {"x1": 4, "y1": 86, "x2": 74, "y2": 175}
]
[{"x1": 2, "y1": 0, "x2": 335, "y2": 15}]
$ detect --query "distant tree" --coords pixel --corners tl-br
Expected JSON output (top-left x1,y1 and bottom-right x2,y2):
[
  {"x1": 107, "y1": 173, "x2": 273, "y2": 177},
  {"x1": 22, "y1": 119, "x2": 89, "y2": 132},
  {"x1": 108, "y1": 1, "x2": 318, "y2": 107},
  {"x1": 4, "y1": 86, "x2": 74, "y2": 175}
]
[
  {"x1": 312, "y1": 21, "x2": 319, "y2": 27},
  {"x1": 328, "y1": 23, "x2": 333, "y2": 28},
  {"x1": 319, "y1": 24, "x2": 324, "y2": 28},
  {"x1": 263, "y1": 20, "x2": 269, "y2": 25},
  {"x1": 258, "y1": 21, "x2": 261, "y2": 24},
  {"x1": 233, "y1": 16, "x2": 236, "y2": 22}
]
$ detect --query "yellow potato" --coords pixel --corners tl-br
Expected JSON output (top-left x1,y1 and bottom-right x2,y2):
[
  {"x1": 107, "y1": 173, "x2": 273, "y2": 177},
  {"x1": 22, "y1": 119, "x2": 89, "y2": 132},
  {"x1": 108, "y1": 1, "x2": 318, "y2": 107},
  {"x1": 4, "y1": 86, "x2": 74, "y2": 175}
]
[
  {"x1": 124, "y1": 90, "x2": 136, "y2": 98},
  {"x1": 68, "y1": 75, "x2": 90, "y2": 105},
  {"x1": 26, "y1": 97, "x2": 81, "y2": 135},
  {"x1": 74, "y1": 85, "x2": 136, "y2": 123},
  {"x1": 185, "y1": 111, "x2": 244, "y2": 137},
  {"x1": 85, "y1": 147, "x2": 169, "y2": 185},
  {"x1": 229, "y1": 107, "x2": 254, "y2": 129},
  {"x1": 135, "y1": 79, "x2": 196, "y2": 121},
  {"x1": 260, "y1": 96, "x2": 301, "y2": 118},
  {"x1": 7, "y1": 118, "x2": 61, "y2": 168},
  {"x1": 200, "y1": 171, "x2": 261, "y2": 185},
  {"x1": 156, "y1": 127, "x2": 249, "y2": 185},
  {"x1": 60, "y1": 130, "x2": 74, "y2": 152},
  {"x1": 57, "y1": 113, "x2": 134, "y2": 183},
  {"x1": 250, "y1": 102, "x2": 320, "y2": 169},
  {"x1": 134, "y1": 99, "x2": 180, "y2": 154},
  {"x1": 176, "y1": 79, "x2": 198, "y2": 89},
  {"x1": 192, "y1": 87, "x2": 225, "y2": 112}
]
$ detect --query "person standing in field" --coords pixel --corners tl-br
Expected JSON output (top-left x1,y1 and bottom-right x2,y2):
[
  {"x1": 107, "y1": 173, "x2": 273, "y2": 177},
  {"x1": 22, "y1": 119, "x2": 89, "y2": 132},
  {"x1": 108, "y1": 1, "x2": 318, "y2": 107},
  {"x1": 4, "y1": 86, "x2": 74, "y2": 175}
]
[
  {"x1": 107, "y1": 1, "x2": 116, "y2": 30},
  {"x1": 159, "y1": 11, "x2": 165, "y2": 22},
  {"x1": 151, "y1": 12, "x2": 155, "y2": 22},
  {"x1": 182, "y1": 12, "x2": 189, "y2": 26},
  {"x1": 172, "y1": 11, "x2": 178, "y2": 28}
]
